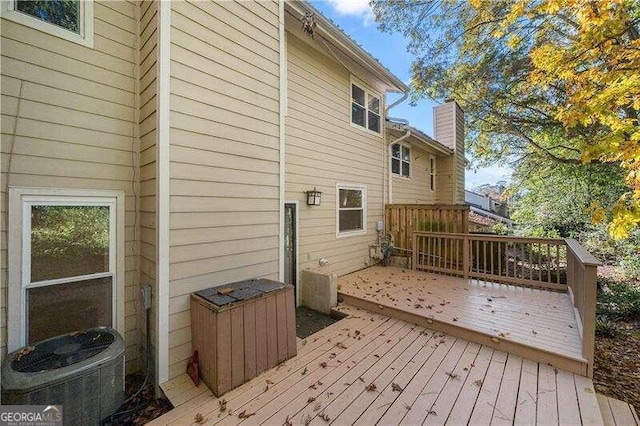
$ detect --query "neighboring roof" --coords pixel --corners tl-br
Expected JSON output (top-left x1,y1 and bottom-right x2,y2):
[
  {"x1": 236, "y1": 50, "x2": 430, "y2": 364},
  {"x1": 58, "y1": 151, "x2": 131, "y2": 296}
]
[
  {"x1": 386, "y1": 121, "x2": 453, "y2": 155},
  {"x1": 465, "y1": 189, "x2": 501, "y2": 202},
  {"x1": 285, "y1": 1, "x2": 409, "y2": 93},
  {"x1": 468, "y1": 205, "x2": 515, "y2": 226},
  {"x1": 469, "y1": 211, "x2": 497, "y2": 227}
]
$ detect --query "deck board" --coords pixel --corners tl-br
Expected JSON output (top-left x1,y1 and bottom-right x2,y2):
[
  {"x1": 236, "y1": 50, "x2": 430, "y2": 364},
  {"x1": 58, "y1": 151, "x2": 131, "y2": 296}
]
[
  {"x1": 150, "y1": 305, "x2": 606, "y2": 426},
  {"x1": 338, "y1": 267, "x2": 586, "y2": 371},
  {"x1": 598, "y1": 393, "x2": 640, "y2": 426}
]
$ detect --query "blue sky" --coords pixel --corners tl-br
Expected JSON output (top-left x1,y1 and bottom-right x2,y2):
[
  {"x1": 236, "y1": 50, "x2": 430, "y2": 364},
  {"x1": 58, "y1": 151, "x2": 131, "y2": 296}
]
[{"x1": 310, "y1": 0, "x2": 513, "y2": 189}]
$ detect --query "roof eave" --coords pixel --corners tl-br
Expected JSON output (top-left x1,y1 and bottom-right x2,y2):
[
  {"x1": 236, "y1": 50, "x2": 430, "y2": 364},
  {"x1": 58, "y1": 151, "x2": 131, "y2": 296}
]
[
  {"x1": 386, "y1": 122, "x2": 453, "y2": 155},
  {"x1": 286, "y1": 1, "x2": 409, "y2": 94}
]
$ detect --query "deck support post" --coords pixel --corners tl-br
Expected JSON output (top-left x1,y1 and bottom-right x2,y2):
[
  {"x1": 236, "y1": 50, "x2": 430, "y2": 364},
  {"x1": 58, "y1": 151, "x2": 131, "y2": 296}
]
[
  {"x1": 463, "y1": 235, "x2": 470, "y2": 281},
  {"x1": 583, "y1": 264, "x2": 597, "y2": 378}
]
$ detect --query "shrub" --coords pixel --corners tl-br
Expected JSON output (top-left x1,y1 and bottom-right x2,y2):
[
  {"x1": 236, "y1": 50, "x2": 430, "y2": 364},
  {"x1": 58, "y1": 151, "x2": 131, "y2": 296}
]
[
  {"x1": 595, "y1": 315, "x2": 620, "y2": 337},
  {"x1": 597, "y1": 281, "x2": 640, "y2": 321}
]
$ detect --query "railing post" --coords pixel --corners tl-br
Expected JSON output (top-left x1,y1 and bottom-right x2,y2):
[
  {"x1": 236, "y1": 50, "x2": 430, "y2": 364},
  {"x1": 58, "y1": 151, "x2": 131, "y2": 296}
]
[
  {"x1": 583, "y1": 264, "x2": 597, "y2": 378},
  {"x1": 463, "y1": 235, "x2": 470, "y2": 281},
  {"x1": 412, "y1": 232, "x2": 418, "y2": 271}
]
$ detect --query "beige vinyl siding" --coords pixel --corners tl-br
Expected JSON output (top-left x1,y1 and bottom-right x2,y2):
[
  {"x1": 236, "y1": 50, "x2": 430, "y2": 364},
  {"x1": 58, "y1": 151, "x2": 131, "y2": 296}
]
[
  {"x1": 433, "y1": 102, "x2": 465, "y2": 205},
  {"x1": 436, "y1": 154, "x2": 457, "y2": 204},
  {"x1": 390, "y1": 140, "x2": 444, "y2": 205},
  {"x1": 1, "y1": 1, "x2": 140, "y2": 370},
  {"x1": 285, "y1": 33, "x2": 385, "y2": 278},
  {"x1": 454, "y1": 104, "x2": 465, "y2": 203},
  {"x1": 167, "y1": 0, "x2": 281, "y2": 379},
  {"x1": 138, "y1": 0, "x2": 157, "y2": 368}
]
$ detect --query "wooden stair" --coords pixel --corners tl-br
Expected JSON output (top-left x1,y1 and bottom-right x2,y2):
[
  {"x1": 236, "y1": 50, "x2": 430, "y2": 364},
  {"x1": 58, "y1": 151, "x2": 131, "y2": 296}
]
[
  {"x1": 597, "y1": 393, "x2": 640, "y2": 426},
  {"x1": 338, "y1": 291, "x2": 590, "y2": 377}
]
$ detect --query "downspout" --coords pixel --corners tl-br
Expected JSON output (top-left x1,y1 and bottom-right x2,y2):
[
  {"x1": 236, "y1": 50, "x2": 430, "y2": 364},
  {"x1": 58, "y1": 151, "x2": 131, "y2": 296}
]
[
  {"x1": 384, "y1": 92, "x2": 409, "y2": 206},
  {"x1": 385, "y1": 92, "x2": 408, "y2": 115}
]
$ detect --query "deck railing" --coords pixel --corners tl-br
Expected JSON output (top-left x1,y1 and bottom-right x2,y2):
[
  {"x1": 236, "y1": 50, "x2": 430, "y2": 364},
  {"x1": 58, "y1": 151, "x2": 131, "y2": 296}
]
[
  {"x1": 412, "y1": 231, "x2": 601, "y2": 377},
  {"x1": 566, "y1": 239, "x2": 601, "y2": 377},
  {"x1": 385, "y1": 204, "x2": 469, "y2": 255}
]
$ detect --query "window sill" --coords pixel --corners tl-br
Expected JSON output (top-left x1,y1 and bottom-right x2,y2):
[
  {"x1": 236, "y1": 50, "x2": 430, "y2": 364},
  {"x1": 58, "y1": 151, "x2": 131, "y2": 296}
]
[
  {"x1": 350, "y1": 121, "x2": 383, "y2": 138},
  {"x1": 337, "y1": 229, "x2": 367, "y2": 238},
  {"x1": 392, "y1": 174, "x2": 412, "y2": 180}
]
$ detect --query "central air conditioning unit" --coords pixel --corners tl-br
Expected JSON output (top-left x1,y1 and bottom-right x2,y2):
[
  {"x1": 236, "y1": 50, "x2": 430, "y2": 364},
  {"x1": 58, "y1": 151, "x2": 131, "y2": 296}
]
[{"x1": 1, "y1": 327, "x2": 125, "y2": 425}]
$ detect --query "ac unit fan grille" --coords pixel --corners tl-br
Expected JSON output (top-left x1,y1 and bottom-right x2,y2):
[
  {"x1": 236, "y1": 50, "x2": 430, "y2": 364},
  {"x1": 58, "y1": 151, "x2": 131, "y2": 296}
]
[{"x1": 12, "y1": 330, "x2": 115, "y2": 373}]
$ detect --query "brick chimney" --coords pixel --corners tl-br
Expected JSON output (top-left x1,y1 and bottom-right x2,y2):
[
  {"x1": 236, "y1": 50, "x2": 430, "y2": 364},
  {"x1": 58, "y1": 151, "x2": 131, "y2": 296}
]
[{"x1": 433, "y1": 100, "x2": 465, "y2": 204}]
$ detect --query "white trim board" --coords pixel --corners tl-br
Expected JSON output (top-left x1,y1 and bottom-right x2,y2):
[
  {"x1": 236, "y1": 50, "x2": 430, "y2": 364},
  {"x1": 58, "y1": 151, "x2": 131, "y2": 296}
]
[
  {"x1": 278, "y1": 0, "x2": 287, "y2": 283},
  {"x1": 155, "y1": 0, "x2": 171, "y2": 386}
]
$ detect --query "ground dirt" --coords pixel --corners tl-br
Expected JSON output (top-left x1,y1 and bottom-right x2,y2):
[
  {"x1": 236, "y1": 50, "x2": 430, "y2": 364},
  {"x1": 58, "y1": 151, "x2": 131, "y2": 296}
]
[
  {"x1": 110, "y1": 374, "x2": 172, "y2": 425},
  {"x1": 593, "y1": 320, "x2": 640, "y2": 415},
  {"x1": 295, "y1": 306, "x2": 340, "y2": 339}
]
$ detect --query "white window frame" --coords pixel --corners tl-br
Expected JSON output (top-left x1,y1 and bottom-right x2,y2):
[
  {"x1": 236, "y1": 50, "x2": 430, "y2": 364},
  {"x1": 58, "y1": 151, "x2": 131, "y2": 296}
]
[
  {"x1": 350, "y1": 77, "x2": 383, "y2": 137},
  {"x1": 391, "y1": 142, "x2": 412, "y2": 179},
  {"x1": 8, "y1": 188, "x2": 124, "y2": 351},
  {"x1": 429, "y1": 155, "x2": 436, "y2": 191},
  {"x1": 336, "y1": 183, "x2": 367, "y2": 237},
  {"x1": 1, "y1": 0, "x2": 94, "y2": 48}
]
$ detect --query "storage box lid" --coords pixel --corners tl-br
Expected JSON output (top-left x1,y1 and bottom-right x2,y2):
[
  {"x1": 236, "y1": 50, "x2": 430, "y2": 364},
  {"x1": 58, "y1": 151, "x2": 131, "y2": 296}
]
[{"x1": 194, "y1": 279, "x2": 288, "y2": 307}]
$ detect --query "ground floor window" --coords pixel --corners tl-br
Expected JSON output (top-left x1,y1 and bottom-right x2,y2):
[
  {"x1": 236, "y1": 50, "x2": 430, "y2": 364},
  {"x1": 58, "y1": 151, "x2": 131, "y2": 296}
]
[
  {"x1": 337, "y1": 184, "x2": 366, "y2": 236},
  {"x1": 8, "y1": 188, "x2": 124, "y2": 349}
]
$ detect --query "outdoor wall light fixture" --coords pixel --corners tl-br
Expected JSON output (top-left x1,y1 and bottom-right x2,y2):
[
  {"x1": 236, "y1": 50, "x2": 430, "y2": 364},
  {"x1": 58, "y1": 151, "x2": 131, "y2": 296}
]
[{"x1": 305, "y1": 188, "x2": 322, "y2": 206}]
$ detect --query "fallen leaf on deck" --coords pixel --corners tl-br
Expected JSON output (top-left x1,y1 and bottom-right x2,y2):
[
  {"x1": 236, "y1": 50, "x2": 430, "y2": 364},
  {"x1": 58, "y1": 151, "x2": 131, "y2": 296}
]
[
  {"x1": 307, "y1": 397, "x2": 316, "y2": 404},
  {"x1": 219, "y1": 399, "x2": 227, "y2": 412},
  {"x1": 238, "y1": 410, "x2": 255, "y2": 419},
  {"x1": 194, "y1": 413, "x2": 207, "y2": 424},
  {"x1": 392, "y1": 383, "x2": 403, "y2": 392},
  {"x1": 474, "y1": 379, "x2": 483, "y2": 387},
  {"x1": 319, "y1": 412, "x2": 331, "y2": 422},
  {"x1": 365, "y1": 382, "x2": 377, "y2": 392}
]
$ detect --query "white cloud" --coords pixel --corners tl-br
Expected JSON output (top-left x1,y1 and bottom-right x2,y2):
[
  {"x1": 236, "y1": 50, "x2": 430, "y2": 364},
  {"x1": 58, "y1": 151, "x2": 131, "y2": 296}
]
[{"x1": 326, "y1": 0, "x2": 374, "y2": 25}]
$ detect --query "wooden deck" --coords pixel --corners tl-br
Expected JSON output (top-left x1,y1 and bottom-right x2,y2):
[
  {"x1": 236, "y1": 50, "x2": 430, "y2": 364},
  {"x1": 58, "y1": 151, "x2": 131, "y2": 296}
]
[
  {"x1": 150, "y1": 305, "x2": 605, "y2": 425},
  {"x1": 338, "y1": 266, "x2": 589, "y2": 375},
  {"x1": 597, "y1": 394, "x2": 640, "y2": 426}
]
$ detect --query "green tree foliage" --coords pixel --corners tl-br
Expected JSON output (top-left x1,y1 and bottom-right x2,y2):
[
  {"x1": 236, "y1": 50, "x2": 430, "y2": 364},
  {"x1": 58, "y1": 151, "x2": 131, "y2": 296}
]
[
  {"x1": 509, "y1": 162, "x2": 626, "y2": 237},
  {"x1": 371, "y1": 0, "x2": 640, "y2": 238},
  {"x1": 31, "y1": 206, "x2": 109, "y2": 257}
]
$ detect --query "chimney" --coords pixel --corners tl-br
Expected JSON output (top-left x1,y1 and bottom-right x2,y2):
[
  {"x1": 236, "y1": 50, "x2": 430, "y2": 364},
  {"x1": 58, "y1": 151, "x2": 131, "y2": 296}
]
[{"x1": 433, "y1": 100, "x2": 465, "y2": 204}]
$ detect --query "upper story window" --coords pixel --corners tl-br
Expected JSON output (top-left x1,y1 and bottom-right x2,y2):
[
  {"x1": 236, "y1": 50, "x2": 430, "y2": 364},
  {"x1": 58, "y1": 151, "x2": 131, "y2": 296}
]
[
  {"x1": 391, "y1": 143, "x2": 410, "y2": 178},
  {"x1": 429, "y1": 156, "x2": 436, "y2": 191},
  {"x1": 351, "y1": 80, "x2": 381, "y2": 135},
  {"x1": 1, "y1": 0, "x2": 94, "y2": 47}
]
